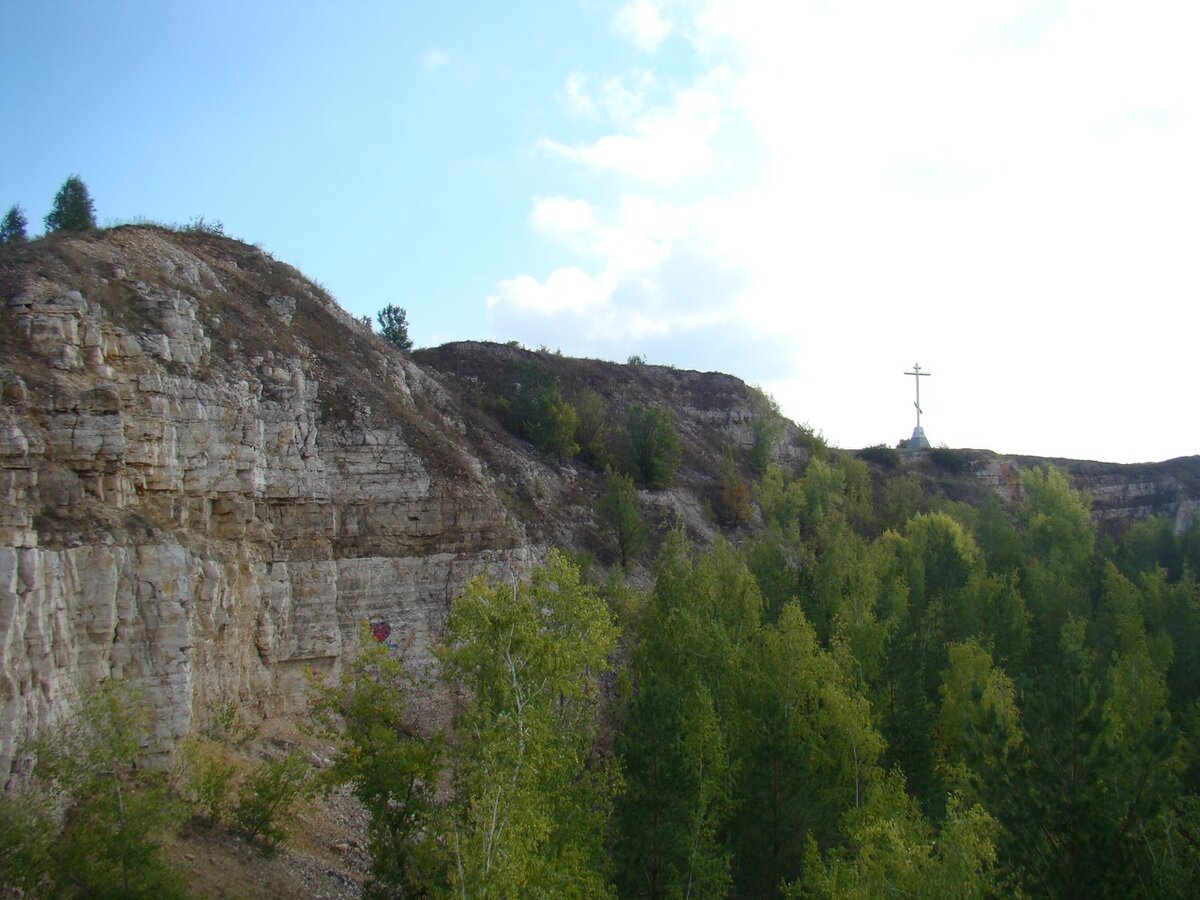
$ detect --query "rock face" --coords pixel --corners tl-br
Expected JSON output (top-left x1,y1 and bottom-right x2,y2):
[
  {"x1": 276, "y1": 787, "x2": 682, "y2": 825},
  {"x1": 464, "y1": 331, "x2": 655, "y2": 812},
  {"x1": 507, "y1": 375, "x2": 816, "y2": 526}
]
[
  {"x1": 0, "y1": 227, "x2": 799, "y2": 782},
  {"x1": 2, "y1": 227, "x2": 1196, "y2": 784},
  {"x1": 0, "y1": 228, "x2": 537, "y2": 779}
]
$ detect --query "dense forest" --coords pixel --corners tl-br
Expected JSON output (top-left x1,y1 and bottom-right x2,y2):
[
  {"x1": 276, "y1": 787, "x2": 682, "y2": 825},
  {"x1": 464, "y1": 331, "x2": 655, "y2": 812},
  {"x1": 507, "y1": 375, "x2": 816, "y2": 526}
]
[
  {"x1": 318, "y1": 452, "x2": 1200, "y2": 897},
  {"x1": 4, "y1": 450, "x2": 1199, "y2": 898}
]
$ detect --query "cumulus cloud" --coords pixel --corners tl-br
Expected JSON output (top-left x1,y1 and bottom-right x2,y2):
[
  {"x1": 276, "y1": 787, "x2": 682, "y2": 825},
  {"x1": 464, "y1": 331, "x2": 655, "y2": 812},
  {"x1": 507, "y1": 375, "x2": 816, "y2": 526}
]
[
  {"x1": 496, "y1": 0, "x2": 1200, "y2": 460},
  {"x1": 612, "y1": 0, "x2": 673, "y2": 52},
  {"x1": 559, "y1": 72, "x2": 596, "y2": 118},
  {"x1": 540, "y1": 79, "x2": 727, "y2": 181}
]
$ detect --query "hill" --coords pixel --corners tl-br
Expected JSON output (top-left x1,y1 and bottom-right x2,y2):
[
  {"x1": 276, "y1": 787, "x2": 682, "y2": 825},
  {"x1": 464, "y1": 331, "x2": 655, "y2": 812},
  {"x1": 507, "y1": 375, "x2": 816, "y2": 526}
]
[
  {"x1": 2, "y1": 225, "x2": 1197, "y2": 778},
  {"x1": 3, "y1": 225, "x2": 1199, "y2": 894}
]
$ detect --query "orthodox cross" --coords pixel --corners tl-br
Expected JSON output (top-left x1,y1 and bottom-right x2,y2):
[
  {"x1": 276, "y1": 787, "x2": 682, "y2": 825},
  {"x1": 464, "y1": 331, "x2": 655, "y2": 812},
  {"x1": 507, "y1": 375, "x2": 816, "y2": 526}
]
[{"x1": 904, "y1": 363, "x2": 931, "y2": 429}]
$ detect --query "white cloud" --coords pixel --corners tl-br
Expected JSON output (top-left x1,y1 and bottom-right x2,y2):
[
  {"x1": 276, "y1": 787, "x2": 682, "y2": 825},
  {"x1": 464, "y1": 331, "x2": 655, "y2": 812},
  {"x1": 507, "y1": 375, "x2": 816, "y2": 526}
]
[
  {"x1": 541, "y1": 79, "x2": 727, "y2": 181},
  {"x1": 499, "y1": 0, "x2": 1200, "y2": 461},
  {"x1": 559, "y1": 72, "x2": 596, "y2": 118},
  {"x1": 612, "y1": 0, "x2": 673, "y2": 52}
]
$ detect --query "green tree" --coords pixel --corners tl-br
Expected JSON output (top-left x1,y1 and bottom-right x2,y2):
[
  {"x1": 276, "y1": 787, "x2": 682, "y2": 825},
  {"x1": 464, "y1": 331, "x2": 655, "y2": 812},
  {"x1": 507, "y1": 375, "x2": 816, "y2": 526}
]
[
  {"x1": 574, "y1": 388, "x2": 613, "y2": 469},
  {"x1": 790, "y1": 771, "x2": 1001, "y2": 899},
  {"x1": 233, "y1": 751, "x2": 313, "y2": 855},
  {"x1": 597, "y1": 466, "x2": 648, "y2": 568},
  {"x1": 0, "y1": 204, "x2": 28, "y2": 244},
  {"x1": 430, "y1": 551, "x2": 619, "y2": 897},
  {"x1": 376, "y1": 303, "x2": 414, "y2": 351},
  {"x1": 747, "y1": 388, "x2": 784, "y2": 475},
  {"x1": 44, "y1": 174, "x2": 96, "y2": 232},
  {"x1": 310, "y1": 627, "x2": 439, "y2": 895},
  {"x1": 729, "y1": 602, "x2": 886, "y2": 895},
  {"x1": 621, "y1": 403, "x2": 682, "y2": 489},
  {"x1": 4, "y1": 680, "x2": 186, "y2": 898},
  {"x1": 935, "y1": 639, "x2": 1024, "y2": 802},
  {"x1": 505, "y1": 363, "x2": 580, "y2": 462},
  {"x1": 613, "y1": 536, "x2": 742, "y2": 898}
]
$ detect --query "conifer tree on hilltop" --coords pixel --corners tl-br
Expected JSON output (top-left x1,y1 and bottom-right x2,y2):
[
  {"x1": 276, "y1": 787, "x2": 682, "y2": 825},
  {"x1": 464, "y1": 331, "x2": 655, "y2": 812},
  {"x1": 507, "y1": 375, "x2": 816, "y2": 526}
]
[
  {"x1": 0, "y1": 205, "x2": 28, "y2": 244},
  {"x1": 44, "y1": 174, "x2": 96, "y2": 232}
]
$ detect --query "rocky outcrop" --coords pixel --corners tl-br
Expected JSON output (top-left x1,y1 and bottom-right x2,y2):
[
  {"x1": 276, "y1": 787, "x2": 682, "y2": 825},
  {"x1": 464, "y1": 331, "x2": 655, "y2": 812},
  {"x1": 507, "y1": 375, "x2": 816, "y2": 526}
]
[
  {"x1": 2, "y1": 226, "x2": 1195, "y2": 785},
  {"x1": 920, "y1": 451, "x2": 1200, "y2": 533},
  {"x1": 0, "y1": 228, "x2": 536, "y2": 779}
]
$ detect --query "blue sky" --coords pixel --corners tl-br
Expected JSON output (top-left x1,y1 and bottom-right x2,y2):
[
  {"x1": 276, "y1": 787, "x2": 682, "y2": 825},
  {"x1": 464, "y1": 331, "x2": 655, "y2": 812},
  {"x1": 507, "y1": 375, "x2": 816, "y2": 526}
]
[{"x1": 2, "y1": 1, "x2": 1197, "y2": 463}]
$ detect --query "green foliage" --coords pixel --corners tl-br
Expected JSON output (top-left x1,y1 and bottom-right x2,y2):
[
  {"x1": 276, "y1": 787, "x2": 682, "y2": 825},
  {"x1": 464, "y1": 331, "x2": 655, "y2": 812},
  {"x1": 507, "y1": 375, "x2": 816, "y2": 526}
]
[
  {"x1": 597, "y1": 466, "x2": 648, "y2": 568},
  {"x1": 620, "y1": 403, "x2": 681, "y2": 489},
  {"x1": 184, "y1": 214, "x2": 225, "y2": 235},
  {"x1": 935, "y1": 640, "x2": 1024, "y2": 795},
  {"x1": 311, "y1": 625, "x2": 439, "y2": 895},
  {"x1": 613, "y1": 534, "x2": 747, "y2": 897},
  {"x1": 715, "y1": 450, "x2": 753, "y2": 528},
  {"x1": 747, "y1": 388, "x2": 784, "y2": 475},
  {"x1": 376, "y1": 303, "x2": 414, "y2": 352},
  {"x1": 3, "y1": 680, "x2": 186, "y2": 898},
  {"x1": 505, "y1": 363, "x2": 580, "y2": 462},
  {"x1": 233, "y1": 751, "x2": 314, "y2": 855},
  {"x1": 791, "y1": 771, "x2": 1001, "y2": 899},
  {"x1": 431, "y1": 550, "x2": 619, "y2": 897},
  {"x1": 856, "y1": 443, "x2": 901, "y2": 470},
  {"x1": 0, "y1": 204, "x2": 28, "y2": 244},
  {"x1": 573, "y1": 387, "x2": 613, "y2": 469},
  {"x1": 180, "y1": 735, "x2": 240, "y2": 825},
  {"x1": 44, "y1": 174, "x2": 97, "y2": 232},
  {"x1": 927, "y1": 445, "x2": 969, "y2": 474}
]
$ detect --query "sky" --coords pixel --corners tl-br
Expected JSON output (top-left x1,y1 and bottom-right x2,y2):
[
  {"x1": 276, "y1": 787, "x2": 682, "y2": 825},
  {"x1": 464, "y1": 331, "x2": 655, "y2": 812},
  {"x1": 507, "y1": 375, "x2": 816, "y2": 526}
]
[{"x1": 1, "y1": 1, "x2": 1197, "y2": 464}]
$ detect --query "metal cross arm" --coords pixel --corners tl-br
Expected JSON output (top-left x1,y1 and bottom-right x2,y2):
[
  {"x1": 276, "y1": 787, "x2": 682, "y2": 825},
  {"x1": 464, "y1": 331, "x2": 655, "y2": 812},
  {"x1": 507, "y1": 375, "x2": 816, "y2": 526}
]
[{"x1": 904, "y1": 363, "x2": 931, "y2": 429}]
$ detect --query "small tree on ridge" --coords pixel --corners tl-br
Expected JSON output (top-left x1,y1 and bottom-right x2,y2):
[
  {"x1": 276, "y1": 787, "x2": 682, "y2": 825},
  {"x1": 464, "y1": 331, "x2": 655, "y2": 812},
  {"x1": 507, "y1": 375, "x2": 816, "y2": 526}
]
[
  {"x1": 0, "y1": 205, "x2": 28, "y2": 244},
  {"x1": 44, "y1": 175, "x2": 96, "y2": 232},
  {"x1": 376, "y1": 304, "x2": 413, "y2": 352}
]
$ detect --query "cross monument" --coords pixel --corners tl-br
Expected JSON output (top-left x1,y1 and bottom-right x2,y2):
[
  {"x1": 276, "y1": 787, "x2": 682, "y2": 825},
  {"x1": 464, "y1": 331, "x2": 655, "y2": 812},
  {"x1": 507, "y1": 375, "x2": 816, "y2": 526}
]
[{"x1": 904, "y1": 363, "x2": 931, "y2": 449}]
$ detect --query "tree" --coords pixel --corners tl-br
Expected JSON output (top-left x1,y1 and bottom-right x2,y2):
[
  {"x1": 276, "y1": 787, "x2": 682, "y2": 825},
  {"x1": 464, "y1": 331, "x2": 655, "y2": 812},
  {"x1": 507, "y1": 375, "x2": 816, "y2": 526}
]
[
  {"x1": 44, "y1": 174, "x2": 96, "y2": 232},
  {"x1": 621, "y1": 403, "x2": 682, "y2": 489},
  {"x1": 505, "y1": 364, "x2": 580, "y2": 461},
  {"x1": 1, "y1": 680, "x2": 186, "y2": 897},
  {"x1": 597, "y1": 467, "x2": 648, "y2": 568},
  {"x1": 0, "y1": 204, "x2": 28, "y2": 244},
  {"x1": 376, "y1": 303, "x2": 413, "y2": 352},
  {"x1": 430, "y1": 552, "x2": 619, "y2": 897},
  {"x1": 574, "y1": 388, "x2": 613, "y2": 469},
  {"x1": 790, "y1": 771, "x2": 1001, "y2": 899},
  {"x1": 311, "y1": 626, "x2": 439, "y2": 895}
]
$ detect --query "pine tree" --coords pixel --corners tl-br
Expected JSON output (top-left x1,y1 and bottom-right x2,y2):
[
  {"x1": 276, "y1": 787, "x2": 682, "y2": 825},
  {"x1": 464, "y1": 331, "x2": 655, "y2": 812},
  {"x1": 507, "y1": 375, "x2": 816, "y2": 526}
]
[
  {"x1": 0, "y1": 204, "x2": 28, "y2": 244},
  {"x1": 44, "y1": 175, "x2": 96, "y2": 232}
]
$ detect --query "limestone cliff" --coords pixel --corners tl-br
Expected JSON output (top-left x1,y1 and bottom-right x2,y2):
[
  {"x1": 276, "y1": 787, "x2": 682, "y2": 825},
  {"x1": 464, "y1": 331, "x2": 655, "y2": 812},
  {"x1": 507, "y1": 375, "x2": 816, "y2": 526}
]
[
  {"x1": 0, "y1": 226, "x2": 794, "y2": 782},
  {"x1": 2, "y1": 226, "x2": 1196, "y2": 786}
]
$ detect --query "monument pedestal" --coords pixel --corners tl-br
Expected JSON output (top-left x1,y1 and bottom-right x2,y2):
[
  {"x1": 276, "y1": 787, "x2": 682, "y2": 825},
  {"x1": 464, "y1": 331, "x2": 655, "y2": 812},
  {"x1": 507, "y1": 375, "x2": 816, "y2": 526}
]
[{"x1": 908, "y1": 426, "x2": 931, "y2": 450}]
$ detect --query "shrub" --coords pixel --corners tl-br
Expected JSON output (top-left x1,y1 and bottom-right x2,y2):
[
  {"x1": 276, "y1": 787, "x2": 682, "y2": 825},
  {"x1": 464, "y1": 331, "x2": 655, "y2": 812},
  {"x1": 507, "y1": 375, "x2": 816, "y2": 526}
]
[
  {"x1": 928, "y1": 445, "x2": 968, "y2": 474},
  {"x1": 184, "y1": 215, "x2": 224, "y2": 235},
  {"x1": 376, "y1": 304, "x2": 413, "y2": 352},
  {"x1": 2, "y1": 680, "x2": 186, "y2": 897},
  {"x1": 45, "y1": 174, "x2": 96, "y2": 232},
  {"x1": 180, "y1": 736, "x2": 240, "y2": 825},
  {"x1": 857, "y1": 444, "x2": 901, "y2": 470},
  {"x1": 621, "y1": 403, "x2": 681, "y2": 489},
  {"x1": 233, "y1": 751, "x2": 313, "y2": 854},
  {"x1": 505, "y1": 363, "x2": 579, "y2": 462}
]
